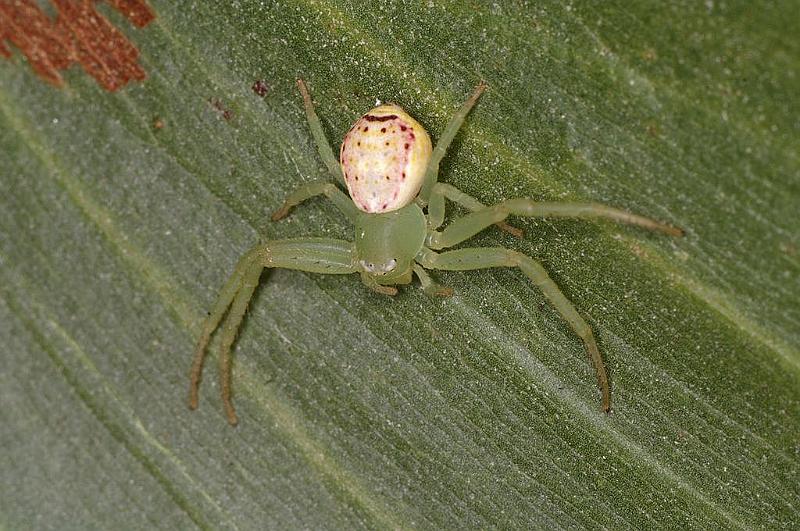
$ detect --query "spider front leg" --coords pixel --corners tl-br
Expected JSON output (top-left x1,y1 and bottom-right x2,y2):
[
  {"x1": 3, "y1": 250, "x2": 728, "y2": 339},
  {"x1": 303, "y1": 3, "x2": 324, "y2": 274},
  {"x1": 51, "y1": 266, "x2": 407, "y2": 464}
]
[
  {"x1": 189, "y1": 238, "x2": 358, "y2": 425},
  {"x1": 418, "y1": 81, "x2": 487, "y2": 204},
  {"x1": 297, "y1": 79, "x2": 347, "y2": 187},
  {"x1": 271, "y1": 181, "x2": 358, "y2": 221},
  {"x1": 413, "y1": 263, "x2": 453, "y2": 296},
  {"x1": 428, "y1": 197, "x2": 683, "y2": 249},
  {"x1": 418, "y1": 247, "x2": 611, "y2": 412},
  {"x1": 361, "y1": 273, "x2": 398, "y2": 296},
  {"x1": 189, "y1": 247, "x2": 262, "y2": 414}
]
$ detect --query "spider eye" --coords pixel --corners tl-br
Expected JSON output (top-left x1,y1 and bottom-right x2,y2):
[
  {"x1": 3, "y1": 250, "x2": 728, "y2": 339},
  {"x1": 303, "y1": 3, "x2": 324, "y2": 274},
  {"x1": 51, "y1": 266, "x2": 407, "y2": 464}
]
[{"x1": 360, "y1": 259, "x2": 398, "y2": 274}]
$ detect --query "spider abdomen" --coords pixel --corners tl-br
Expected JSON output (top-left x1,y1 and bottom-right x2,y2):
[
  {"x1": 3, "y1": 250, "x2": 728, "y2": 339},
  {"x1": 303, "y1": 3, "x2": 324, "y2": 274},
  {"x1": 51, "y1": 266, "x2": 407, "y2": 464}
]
[{"x1": 340, "y1": 104, "x2": 432, "y2": 213}]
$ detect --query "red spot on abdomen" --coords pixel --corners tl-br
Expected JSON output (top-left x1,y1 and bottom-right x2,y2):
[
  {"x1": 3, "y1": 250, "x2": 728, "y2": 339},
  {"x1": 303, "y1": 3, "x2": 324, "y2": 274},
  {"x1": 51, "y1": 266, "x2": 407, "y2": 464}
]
[
  {"x1": 364, "y1": 114, "x2": 398, "y2": 122},
  {"x1": 0, "y1": 0, "x2": 155, "y2": 91}
]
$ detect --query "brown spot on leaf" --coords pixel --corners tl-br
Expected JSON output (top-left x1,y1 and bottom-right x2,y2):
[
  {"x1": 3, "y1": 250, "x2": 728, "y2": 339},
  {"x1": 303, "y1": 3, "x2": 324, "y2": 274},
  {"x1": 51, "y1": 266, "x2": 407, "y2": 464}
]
[
  {"x1": 252, "y1": 79, "x2": 269, "y2": 97},
  {"x1": 642, "y1": 48, "x2": 657, "y2": 62},
  {"x1": 107, "y1": 0, "x2": 154, "y2": 27},
  {"x1": 0, "y1": 28, "x2": 11, "y2": 57},
  {"x1": 209, "y1": 98, "x2": 233, "y2": 120},
  {"x1": 0, "y1": 0, "x2": 155, "y2": 91},
  {"x1": 780, "y1": 241, "x2": 797, "y2": 256}
]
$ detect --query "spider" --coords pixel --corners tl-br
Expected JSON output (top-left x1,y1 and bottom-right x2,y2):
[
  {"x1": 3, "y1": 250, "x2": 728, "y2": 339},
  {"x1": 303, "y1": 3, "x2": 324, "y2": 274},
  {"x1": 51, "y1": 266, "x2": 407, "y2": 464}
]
[{"x1": 189, "y1": 79, "x2": 683, "y2": 425}]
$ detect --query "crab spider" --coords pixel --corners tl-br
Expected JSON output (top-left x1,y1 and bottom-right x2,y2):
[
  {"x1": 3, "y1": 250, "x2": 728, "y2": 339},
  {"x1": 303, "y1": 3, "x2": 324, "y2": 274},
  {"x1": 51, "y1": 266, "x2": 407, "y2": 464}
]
[{"x1": 189, "y1": 79, "x2": 683, "y2": 425}]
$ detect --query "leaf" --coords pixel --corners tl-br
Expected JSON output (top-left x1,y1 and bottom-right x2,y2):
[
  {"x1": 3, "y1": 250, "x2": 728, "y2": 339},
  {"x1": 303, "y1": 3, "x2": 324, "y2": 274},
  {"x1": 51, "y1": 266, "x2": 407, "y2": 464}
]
[{"x1": 1, "y1": 1, "x2": 798, "y2": 528}]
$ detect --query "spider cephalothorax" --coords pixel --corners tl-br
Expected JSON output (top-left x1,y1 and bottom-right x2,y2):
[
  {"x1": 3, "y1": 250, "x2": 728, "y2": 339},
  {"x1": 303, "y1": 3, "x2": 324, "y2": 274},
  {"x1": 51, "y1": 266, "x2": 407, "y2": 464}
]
[{"x1": 189, "y1": 79, "x2": 683, "y2": 425}]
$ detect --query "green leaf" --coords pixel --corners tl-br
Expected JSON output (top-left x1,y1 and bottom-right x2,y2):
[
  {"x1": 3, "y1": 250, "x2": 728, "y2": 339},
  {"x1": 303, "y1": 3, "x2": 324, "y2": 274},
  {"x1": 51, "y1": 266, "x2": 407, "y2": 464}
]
[{"x1": 2, "y1": 1, "x2": 798, "y2": 528}]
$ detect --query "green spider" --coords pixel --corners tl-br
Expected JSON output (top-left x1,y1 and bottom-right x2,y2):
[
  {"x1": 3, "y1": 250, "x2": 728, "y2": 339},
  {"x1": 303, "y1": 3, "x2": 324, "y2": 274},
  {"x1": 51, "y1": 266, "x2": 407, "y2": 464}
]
[{"x1": 189, "y1": 79, "x2": 683, "y2": 425}]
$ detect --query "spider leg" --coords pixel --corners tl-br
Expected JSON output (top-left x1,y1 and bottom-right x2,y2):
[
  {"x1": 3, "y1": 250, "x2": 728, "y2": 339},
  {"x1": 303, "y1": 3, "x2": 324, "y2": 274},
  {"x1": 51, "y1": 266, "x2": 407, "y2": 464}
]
[
  {"x1": 297, "y1": 79, "x2": 347, "y2": 187},
  {"x1": 271, "y1": 180, "x2": 358, "y2": 221},
  {"x1": 418, "y1": 247, "x2": 611, "y2": 412},
  {"x1": 418, "y1": 82, "x2": 487, "y2": 203},
  {"x1": 413, "y1": 263, "x2": 453, "y2": 296},
  {"x1": 190, "y1": 238, "x2": 358, "y2": 425},
  {"x1": 425, "y1": 182, "x2": 522, "y2": 237},
  {"x1": 428, "y1": 198, "x2": 683, "y2": 249},
  {"x1": 189, "y1": 247, "x2": 261, "y2": 412},
  {"x1": 361, "y1": 273, "x2": 398, "y2": 296},
  {"x1": 218, "y1": 264, "x2": 263, "y2": 425}
]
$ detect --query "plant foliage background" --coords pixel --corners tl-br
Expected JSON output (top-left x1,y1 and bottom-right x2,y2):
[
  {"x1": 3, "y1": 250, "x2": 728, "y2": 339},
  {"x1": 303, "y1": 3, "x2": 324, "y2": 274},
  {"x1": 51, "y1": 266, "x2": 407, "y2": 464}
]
[{"x1": 1, "y1": 1, "x2": 798, "y2": 528}]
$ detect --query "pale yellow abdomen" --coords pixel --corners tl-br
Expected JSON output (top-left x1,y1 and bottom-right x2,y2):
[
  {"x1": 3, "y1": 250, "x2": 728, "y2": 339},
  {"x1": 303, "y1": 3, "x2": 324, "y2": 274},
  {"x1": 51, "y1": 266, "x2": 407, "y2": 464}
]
[{"x1": 339, "y1": 104, "x2": 432, "y2": 213}]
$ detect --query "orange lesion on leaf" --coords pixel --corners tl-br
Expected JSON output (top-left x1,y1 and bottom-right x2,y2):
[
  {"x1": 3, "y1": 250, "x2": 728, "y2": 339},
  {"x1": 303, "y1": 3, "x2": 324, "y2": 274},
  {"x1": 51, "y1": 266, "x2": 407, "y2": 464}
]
[
  {"x1": 0, "y1": 0, "x2": 155, "y2": 91},
  {"x1": 106, "y1": 0, "x2": 155, "y2": 27},
  {"x1": 0, "y1": 27, "x2": 11, "y2": 58}
]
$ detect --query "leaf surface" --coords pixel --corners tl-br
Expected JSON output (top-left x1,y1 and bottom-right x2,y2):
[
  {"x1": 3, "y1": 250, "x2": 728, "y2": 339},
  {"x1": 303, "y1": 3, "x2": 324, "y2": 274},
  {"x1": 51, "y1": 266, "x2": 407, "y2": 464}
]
[{"x1": 1, "y1": 1, "x2": 798, "y2": 528}]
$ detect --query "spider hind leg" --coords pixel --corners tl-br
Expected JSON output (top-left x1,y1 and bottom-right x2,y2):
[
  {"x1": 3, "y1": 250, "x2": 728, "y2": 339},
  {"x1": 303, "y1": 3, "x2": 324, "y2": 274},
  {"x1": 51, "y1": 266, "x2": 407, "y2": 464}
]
[
  {"x1": 189, "y1": 238, "x2": 358, "y2": 425},
  {"x1": 418, "y1": 247, "x2": 611, "y2": 412}
]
